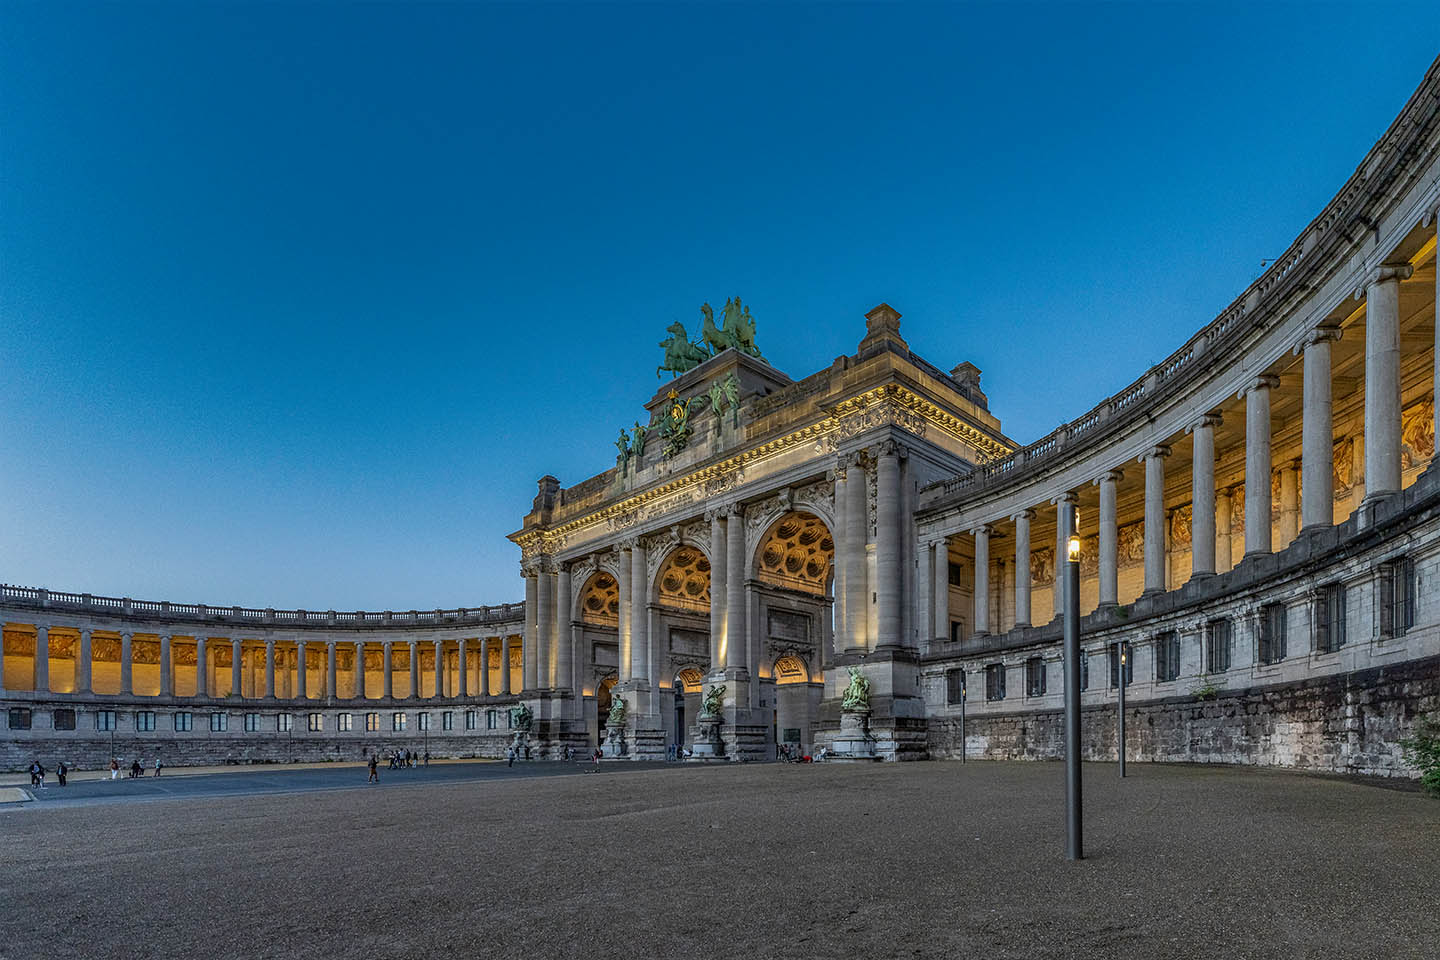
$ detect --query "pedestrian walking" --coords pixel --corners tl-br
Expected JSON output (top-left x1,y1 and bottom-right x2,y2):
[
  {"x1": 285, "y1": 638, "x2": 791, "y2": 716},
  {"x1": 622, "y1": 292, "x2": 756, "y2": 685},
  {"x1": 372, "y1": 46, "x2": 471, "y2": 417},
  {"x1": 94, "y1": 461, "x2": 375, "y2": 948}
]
[
  {"x1": 506, "y1": 746, "x2": 515, "y2": 768},
  {"x1": 28, "y1": 761, "x2": 39, "y2": 787},
  {"x1": 368, "y1": 756, "x2": 379, "y2": 783},
  {"x1": 590, "y1": 747, "x2": 602, "y2": 772},
  {"x1": 109, "y1": 758, "x2": 119, "y2": 780},
  {"x1": 154, "y1": 758, "x2": 163, "y2": 777},
  {"x1": 423, "y1": 751, "x2": 430, "y2": 767},
  {"x1": 57, "y1": 762, "x2": 68, "y2": 787},
  {"x1": 36, "y1": 763, "x2": 46, "y2": 789},
  {"x1": 130, "y1": 759, "x2": 142, "y2": 779}
]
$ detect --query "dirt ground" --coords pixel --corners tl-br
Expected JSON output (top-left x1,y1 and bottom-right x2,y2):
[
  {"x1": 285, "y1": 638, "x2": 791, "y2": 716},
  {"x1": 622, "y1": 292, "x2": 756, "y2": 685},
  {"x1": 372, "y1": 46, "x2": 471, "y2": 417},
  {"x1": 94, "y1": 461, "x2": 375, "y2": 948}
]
[{"x1": 2, "y1": 761, "x2": 1436, "y2": 960}]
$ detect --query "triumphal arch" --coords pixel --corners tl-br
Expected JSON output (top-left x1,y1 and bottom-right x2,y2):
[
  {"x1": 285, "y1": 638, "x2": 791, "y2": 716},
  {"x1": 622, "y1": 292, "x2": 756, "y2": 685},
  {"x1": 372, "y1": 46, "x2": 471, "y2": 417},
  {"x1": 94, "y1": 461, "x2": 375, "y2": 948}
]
[{"x1": 509, "y1": 300, "x2": 1011, "y2": 759}]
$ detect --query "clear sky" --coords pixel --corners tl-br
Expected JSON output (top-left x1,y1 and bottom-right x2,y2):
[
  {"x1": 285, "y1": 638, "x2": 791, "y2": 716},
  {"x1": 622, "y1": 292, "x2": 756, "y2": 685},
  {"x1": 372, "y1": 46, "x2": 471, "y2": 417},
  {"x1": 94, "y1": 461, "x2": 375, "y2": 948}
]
[{"x1": 2, "y1": 3, "x2": 1435, "y2": 610}]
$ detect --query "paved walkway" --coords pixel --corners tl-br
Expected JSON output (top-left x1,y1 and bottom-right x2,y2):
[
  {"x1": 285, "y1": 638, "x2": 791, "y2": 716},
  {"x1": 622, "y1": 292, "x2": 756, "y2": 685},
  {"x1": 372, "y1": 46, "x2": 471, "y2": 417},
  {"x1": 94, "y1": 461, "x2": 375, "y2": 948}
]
[{"x1": 0, "y1": 756, "x2": 497, "y2": 787}]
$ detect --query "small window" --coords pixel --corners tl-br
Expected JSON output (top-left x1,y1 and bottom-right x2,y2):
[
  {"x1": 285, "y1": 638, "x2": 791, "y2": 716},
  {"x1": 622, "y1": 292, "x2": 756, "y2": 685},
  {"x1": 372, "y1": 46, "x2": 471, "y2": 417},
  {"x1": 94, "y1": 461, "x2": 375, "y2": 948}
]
[
  {"x1": 464, "y1": 710, "x2": 477, "y2": 731},
  {"x1": 53, "y1": 708, "x2": 76, "y2": 731},
  {"x1": 8, "y1": 708, "x2": 32, "y2": 730},
  {"x1": 244, "y1": 713, "x2": 260, "y2": 732},
  {"x1": 418, "y1": 712, "x2": 431, "y2": 731},
  {"x1": 277, "y1": 714, "x2": 293, "y2": 732},
  {"x1": 97, "y1": 710, "x2": 117, "y2": 732},
  {"x1": 1078, "y1": 651, "x2": 1090, "y2": 692},
  {"x1": 1260, "y1": 603, "x2": 1287, "y2": 664},
  {"x1": 945, "y1": 668, "x2": 966, "y2": 705},
  {"x1": 948, "y1": 561, "x2": 965, "y2": 587},
  {"x1": 135, "y1": 711, "x2": 156, "y2": 732},
  {"x1": 1315, "y1": 583, "x2": 1347, "y2": 653},
  {"x1": 1108, "y1": 642, "x2": 1133, "y2": 688},
  {"x1": 307, "y1": 713, "x2": 323, "y2": 732},
  {"x1": 984, "y1": 663, "x2": 1006, "y2": 702},
  {"x1": 365, "y1": 712, "x2": 380, "y2": 732},
  {"x1": 337, "y1": 713, "x2": 353, "y2": 732},
  {"x1": 442, "y1": 711, "x2": 453, "y2": 731},
  {"x1": 392, "y1": 712, "x2": 407, "y2": 732},
  {"x1": 506, "y1": 709, "x2": 514, "y2": 729},
  {"x1": 209, "y1": 712, "x2": 227, "y2": 732},
  {"x1": 486, "y1": 709, "x2": 497, "y2": 730},
  {"x1": 1378, "y1": 558, "x2": 1416, "y2": 639},
  {"x1": 1206, "y1": 620, "x2": 1232, "y2": 674},
  {"x1": 174, "y1": 712, "x2": 193, "y2": 732},
  {"x1": 1025, "y1": 657, "x2": 1046, "y2": 697},
  {"x1": 1154, "y1": 632, "x2": 1180, "y2": 683},
  {"x1": 950, "y1": 619, "x2": 966, "y2": 643}
]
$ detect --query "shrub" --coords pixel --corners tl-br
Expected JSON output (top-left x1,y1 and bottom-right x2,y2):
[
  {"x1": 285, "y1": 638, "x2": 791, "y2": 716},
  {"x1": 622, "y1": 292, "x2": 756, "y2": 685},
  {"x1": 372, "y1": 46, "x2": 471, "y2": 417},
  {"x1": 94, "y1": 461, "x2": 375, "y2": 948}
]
[{"x1": 1400, "y1": 717, "x2": 1440, "y2": 796}]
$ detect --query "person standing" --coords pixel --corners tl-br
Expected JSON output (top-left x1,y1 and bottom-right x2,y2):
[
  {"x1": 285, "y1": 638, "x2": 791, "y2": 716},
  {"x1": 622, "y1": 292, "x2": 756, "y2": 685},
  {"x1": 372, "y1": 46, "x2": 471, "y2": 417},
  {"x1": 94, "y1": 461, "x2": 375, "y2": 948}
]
[
  {"x1": 154, "y1": 758, "x2": 163, "y2": 777},
  {"x1": 57, "y1": 762, "x2": 68, "y2": 787},
  {"x1": 506, "y1": 745, "x2": 515, "y2": 768},
  {"x1": 368, "y1": 755, "x2": 378, "y2": 783},
  {"x1": 28, "y1": 761, "x2": 39, "y2": 787},
  {"x1": 109, "y1": 758, "x2": 119, "y2": 780}
]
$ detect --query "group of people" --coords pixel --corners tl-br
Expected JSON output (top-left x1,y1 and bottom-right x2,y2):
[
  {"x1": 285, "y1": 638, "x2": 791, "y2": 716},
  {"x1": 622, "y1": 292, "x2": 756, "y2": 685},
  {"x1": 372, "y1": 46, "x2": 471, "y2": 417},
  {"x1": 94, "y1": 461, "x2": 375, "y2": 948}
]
[
  {"x1": 27, "y1": 760, "x2": 67, "y2": 788},
  {"x1": 104, "y1": 757, "x2": 162, "y2": 779},
  {"x1": 384, "y1": 749, "x2": 428, "y2": 770}
]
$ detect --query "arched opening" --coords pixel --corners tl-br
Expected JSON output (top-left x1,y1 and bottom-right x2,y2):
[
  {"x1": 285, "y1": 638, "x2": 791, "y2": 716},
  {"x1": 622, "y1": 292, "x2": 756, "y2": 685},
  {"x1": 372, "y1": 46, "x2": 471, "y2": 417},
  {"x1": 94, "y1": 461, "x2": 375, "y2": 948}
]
[
  {"x1": 652, "y1": 545, "x2": 713, "y2": 753},
  {"x1": 578, "y1": 571, "x2": 620, "y2": 626},
  {"x1": 655, "y1": 546, "x2": 711, "y2": 613},
  {"x1": 595, "y1": 673, "x2": 618, "y2": 748}
]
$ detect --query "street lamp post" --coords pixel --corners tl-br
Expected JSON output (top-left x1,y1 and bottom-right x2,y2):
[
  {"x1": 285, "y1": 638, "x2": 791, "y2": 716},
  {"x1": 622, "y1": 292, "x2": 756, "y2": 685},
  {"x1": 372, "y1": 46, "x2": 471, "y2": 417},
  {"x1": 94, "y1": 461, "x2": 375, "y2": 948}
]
[
  {"x1": 959, "y1": 675, "x2": 966, "y2": 763},
  {"x1": 1117, "y1": 643, "x2": 1127, "y2": 778},
  {"x1": 1063, "y1": 534, "x2": 1083, "y2": 861}
]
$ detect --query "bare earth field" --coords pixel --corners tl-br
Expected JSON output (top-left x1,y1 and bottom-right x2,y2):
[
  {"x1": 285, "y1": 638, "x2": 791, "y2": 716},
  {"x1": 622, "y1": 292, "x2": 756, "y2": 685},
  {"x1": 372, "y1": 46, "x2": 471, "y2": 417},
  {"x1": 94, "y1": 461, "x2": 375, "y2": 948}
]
[{"x1": 2, "y1": 761, "x2": 1436, "y2": 960}]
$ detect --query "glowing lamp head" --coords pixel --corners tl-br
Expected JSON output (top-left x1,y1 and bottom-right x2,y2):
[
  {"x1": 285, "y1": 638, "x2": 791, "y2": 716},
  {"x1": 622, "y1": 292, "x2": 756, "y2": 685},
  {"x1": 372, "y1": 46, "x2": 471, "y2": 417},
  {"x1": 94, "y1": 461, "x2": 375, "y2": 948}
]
[{"x1": 1067, "y1": 535, "x2": 1081, "y2": 562}]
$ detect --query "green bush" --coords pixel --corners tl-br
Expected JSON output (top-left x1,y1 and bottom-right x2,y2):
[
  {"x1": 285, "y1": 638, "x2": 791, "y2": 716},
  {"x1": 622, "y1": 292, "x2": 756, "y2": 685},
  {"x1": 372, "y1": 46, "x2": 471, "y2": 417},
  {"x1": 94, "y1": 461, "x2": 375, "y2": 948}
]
[{"x1": 1400, "y1": 717, "x2": 1440, "y2": 796}]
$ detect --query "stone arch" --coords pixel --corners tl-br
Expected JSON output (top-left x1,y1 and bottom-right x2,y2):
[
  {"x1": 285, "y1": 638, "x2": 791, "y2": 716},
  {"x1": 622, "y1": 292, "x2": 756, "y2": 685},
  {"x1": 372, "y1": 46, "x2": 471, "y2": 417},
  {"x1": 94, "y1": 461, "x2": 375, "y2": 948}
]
[
  {"x1": 652, "y1": 544, "x2": 711, "y2": 613},
  {"x1": 751, "y1": 511, "x2": 834, "y2": 596},
  {"x1": 674, "y1": 666, "x2": 704, "y2": 693},
  {"x1": 772, "y1": 654, "x2": 810, "y2": 685},
  {"x1": 577, "y1": 570, "x2": 620, "y2": 627}
]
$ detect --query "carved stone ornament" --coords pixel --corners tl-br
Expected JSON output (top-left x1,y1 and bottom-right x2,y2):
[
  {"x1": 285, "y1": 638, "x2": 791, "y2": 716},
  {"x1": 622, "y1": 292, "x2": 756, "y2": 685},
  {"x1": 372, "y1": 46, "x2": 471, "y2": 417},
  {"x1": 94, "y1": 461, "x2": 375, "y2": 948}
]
[
  {"x1": 1401, "y1": 399, "x2": 1435, "y2": 468},
  {"x1": 1334, "y1": 438, "x2": 1355, "y2": 492},
  {"x1": 1118, "y1": 522, "x2": 1145, "y2": 564}
]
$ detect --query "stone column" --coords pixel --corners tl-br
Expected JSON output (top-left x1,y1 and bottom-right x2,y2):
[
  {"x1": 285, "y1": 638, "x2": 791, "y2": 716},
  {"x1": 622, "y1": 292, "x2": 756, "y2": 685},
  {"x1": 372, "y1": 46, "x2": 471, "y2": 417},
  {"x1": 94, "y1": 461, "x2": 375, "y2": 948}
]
[
  {"x1": 536, "y1": 564, "x2": 554, "y2": 690},
  {"x1": 264, "y1": 639, "x2": 276, "y2": 698},
  {"x1": 555, "y1": 563, "x2": 572, "y2": 693},
  {"x1": 971, "y1": 526, "x2": 991, "y2": 636},
  {"x1": 457, "y1": 639, "x2": 469, "y2": 698},
  {"x1": 158, "y1": 634, "x2": 172, "y2": 697},
  {"x1": 196, "y1": 636, "x2": 208, "y2": 697},
  {"x1": 874, "y1": 441, "x2": 903, "y2": 650},
  {"x1": 34, "y1": 626, "x2": 49, "y2": 693},
  {"x1": 1052, "y1": 492, "x2": 1077, "y2": 616},
  {"x1": 327, "y1": 642, "x2": 338, "y2": 699},
  {"x1": 1095, "y1": 470, "x2": 1121, "y2": 606},
  {"x1": 479, "y1": 638, "x2": 492, "y2": 696},
  {"x1": 617, "y1": 548, "x2": 631, "y2": 683},
  {"x1": 120, "y1": 631, "x2": 133, "y2": 695},
  {"x1": 232, "y1": 639, "x2": 243, "y2": 698},
  {"x1": 523, "y1": 569, "x2": 539, "y2": 692},
  {"x1": 381, "y1": 642, "x2": 393, "y2": 699},
  {"x1": 1140, "y1": 446, "x2": 1171, "y2": 595},
  {"x1": 725, "y1": 507, "x2": 746, "y2": 671},
  {"x1": 1013, "y1": 510, "x2": 1034, "y2": 626},
  {"x1": 433, "y1": 640, "x2": 443, "y2": 698},
  {"x1": 407, "y1": 640, "x2": 419, "y2": 700},
  {"x1": 831, "y1": 465, "x2": 848, "y2": 649},
  {"x1": 1243, "y1": 375, "x2": 1280, "y2": 556},
  {"x1": 708, "y1": 510, "x2": 728, "y2": 669},
  {"x1": 501, "y1": 639, "x2": 513, "y2": 695},
  {"x1": 77, "y1": 629, "x2": 92, "y2": 694},
  {"x1": 933, "y1": 537, "x2": 950, "y2": 639},
  {"x1": 1189, "y1": 415, "x2": 1220, "y2": 579},
  {"x1": 1361, "y1": 264, "x2": 1411, "y2": 501},
  {"x1": 354, "y1": 641, "x2": 366, "y2": 699},
  {"x1": 294, "y1": 641, "x2": 306, "y2": 700},
  {"x1": 1216, "y1": 488, "x2": 1234, "y2": 572},
  {"x1": 1278, "y1": 460, "x2": 1300, "y2": 547},
  {"x1": 1300, "y1": 327, "x2": 1341, "y2": 531},
  {"x1": 843, "y1": 453, "x2": 868, "y2": 653}
]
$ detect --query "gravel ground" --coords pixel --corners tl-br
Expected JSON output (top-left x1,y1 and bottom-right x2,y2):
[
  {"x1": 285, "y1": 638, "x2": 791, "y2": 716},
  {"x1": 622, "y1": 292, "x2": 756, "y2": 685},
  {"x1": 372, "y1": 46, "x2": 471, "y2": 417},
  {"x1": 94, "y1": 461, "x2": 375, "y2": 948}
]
[{"x1": 1, "y1": 761, "x2": 1435, "y2": 960}]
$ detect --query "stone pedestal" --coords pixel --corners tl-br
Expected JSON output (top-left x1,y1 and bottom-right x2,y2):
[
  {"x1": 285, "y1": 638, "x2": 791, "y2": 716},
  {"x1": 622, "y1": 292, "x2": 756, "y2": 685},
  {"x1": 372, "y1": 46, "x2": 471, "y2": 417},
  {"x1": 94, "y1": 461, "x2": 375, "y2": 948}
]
[
  {"x1": 827, "y1": 710, "x2": 879, "y2": 762},
  {"x1": 602, "y1": 725, "x2": 628, "y2": 758},
  {"x1": 510, "y1": 729, "x2": 533, "y2": 761},
  {"x1": 688, "y1": 715, "x2": 726, "y2": 760}
]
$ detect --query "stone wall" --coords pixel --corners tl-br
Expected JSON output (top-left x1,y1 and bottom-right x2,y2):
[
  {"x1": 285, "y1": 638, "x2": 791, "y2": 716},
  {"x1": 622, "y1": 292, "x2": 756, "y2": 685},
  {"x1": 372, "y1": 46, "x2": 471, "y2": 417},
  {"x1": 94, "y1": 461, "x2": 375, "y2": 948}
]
[{"x1": 926, "y1": 654, "x2": 1440, "y2": 777}]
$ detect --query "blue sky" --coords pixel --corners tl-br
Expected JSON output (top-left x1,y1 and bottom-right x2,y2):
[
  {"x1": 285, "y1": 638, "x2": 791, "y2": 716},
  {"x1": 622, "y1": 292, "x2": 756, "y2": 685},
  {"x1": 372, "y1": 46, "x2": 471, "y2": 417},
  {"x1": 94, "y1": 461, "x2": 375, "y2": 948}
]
[{"x1": 2, "y1": 3, "x2": 1435, "y2": 609}]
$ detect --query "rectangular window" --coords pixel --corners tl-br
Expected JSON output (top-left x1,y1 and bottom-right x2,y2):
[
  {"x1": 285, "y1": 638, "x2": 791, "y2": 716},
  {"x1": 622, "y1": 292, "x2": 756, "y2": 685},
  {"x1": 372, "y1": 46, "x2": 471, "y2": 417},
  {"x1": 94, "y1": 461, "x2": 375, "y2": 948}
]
[
  {"x1": 277, "y1": 714, "x2": 293, "y2": 732},
  {"x1": 1378, "y1": 558, "x2": 1416, "y2": 639},
  {"x1": 392, "y1": 712, "x2": 407, "y2": 732},
  {"x1": 1108, "y1": 642, "x2": 1133, "y2": 688},
  {"x1": 1079, "y1": 651, "x2": 1089, "y2": 692},
  {"x1": 365, "y1": 712, "x2": 380, "y2": 732},
  {"x1": 984, "y1": 663, "x2": 1006, "y2": 701},
  {"x1": 1154, "y1": 631, "x2": 1180, "y2": 683},
  {"x1": 307, "y1": 713, "x2": 323, "y2": 732},
  {"x1": 1315, "y1": 583, "x2": 1347, "y2": 653},
  {"x1": 418, "y1": 712, "x2": 431, "y2": 731},
  {"x1": 948, "y1": 561, "x2": 964, "y2": 587},
  {"x1": 486, "y1": 709, "x2": 497, "y2": 730},
  {"x1": 96, "y1": 710, "x2": 117, "y2": 731},
  {"x1": 173, "y1": 712, "x2": 193, "y2": 732},
  {"x1": 337, "y1": 713, "x2": 353, "y2": 732},
  {"x1": 53, "y1": 708, "x2": 76, "y2": 731},
  {"x1": 441, "y1": 711, "x2": 453, "y2": 731},
  {"x1": 1260, "y1": 603, "x2": 1288, "y2": 664},
  {"x1": 8, "y1": 707, "x2": 32, "y2": 730},
  {"x1": 209, "y1": 712, "x2": 227, "y2": 732},
  {"x1": 1025, "y1": 657, "x2": 1046, "y2": 697},
  {"x1": 464, "y1": 710, "x2": 477, "y2": 731},
  {"x1": 950, "y1": 619, "x2": 966, "y2": 643},
  {"x1": 135, "y1": 711, "x2": 156, "y2": 732},
  {"x1": 244, "y1": 713, "x2": 260, "y2": 732},
  {"x1": 945, "y1": 668, "x2": 966, "y2": 705},
  {"x1": 1206, "y1": 620, "x2": 1232, "y2": 674}
]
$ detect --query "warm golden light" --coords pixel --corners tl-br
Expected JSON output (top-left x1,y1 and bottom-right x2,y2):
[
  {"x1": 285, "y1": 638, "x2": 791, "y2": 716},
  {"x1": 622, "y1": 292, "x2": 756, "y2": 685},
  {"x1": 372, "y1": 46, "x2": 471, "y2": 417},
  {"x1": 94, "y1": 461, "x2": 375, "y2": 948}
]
[{"x1": 1067, "y1": 535, "x2": 1081, "y2": 562}]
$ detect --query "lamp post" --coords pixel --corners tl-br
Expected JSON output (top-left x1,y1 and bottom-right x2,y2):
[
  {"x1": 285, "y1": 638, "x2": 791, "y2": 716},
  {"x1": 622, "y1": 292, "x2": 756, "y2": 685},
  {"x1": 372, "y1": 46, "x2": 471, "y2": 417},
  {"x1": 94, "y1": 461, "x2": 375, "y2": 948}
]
[
  {"x1": 1117, "y1": 642, "x2": 1127, "y2": 778},
  {"x1": 959, "y1": 674, "x2": 966, "y2": 763},
  {"x1": 1063, "y1": 533, "x2": 1083, "y2": 861}
]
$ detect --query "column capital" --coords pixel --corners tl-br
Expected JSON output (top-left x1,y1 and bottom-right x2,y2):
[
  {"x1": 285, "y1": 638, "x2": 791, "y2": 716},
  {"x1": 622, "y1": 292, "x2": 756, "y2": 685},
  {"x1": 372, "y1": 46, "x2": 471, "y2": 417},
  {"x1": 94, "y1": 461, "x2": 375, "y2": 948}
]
[
  {"x1": 704, "y1": 507, "x2": 727, "y2": 523},
  {"x1": 969, "y1": 524, "x2": 995, "y2": 537},
  {"x1": 1354, "y1": 262, "x2": 1413, "y2": 299},
  {"x1": 877, "y1": 438, "x2": 907, "y2": 460},
  {"x1": 1093, "y1": 469, "x2": 1124, "y2": 486},
  {"x1": 158, "y1": 633, "x2": 171, "y2": 642},
  {"x1": 1136, "y1": 444, "x2": 1172, "y2": 464},
  {"x1": 1186, "y1": 413, "x2": 1223, "y2": 434},
  {"x1": 1010, "y1": 508, "x2": 1035, "y2": 522},
  {"x1": 1049, "y1": 490, "x2": 1079, "y2": 506},
  {"x1": 1237, "y1": 374, "x2": 1280, "y2": 400},
  {"x1": 1293, "y1": 325, "x2": 1342, "y2": 355}
]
